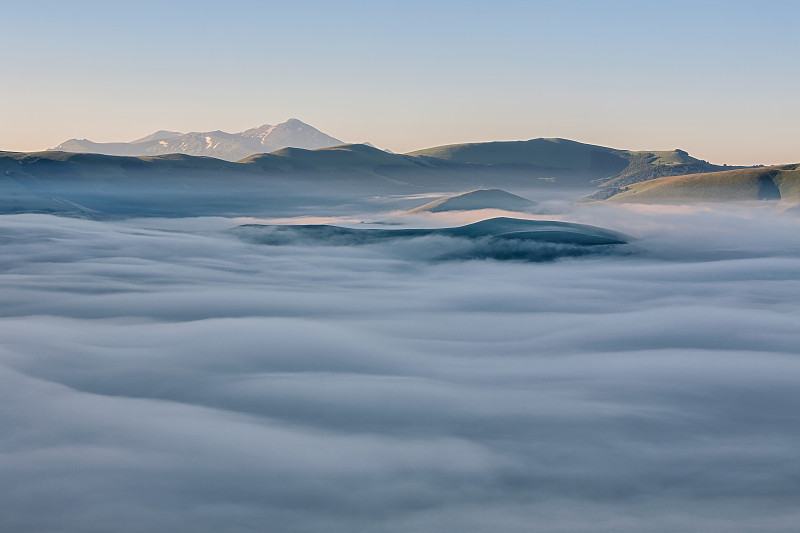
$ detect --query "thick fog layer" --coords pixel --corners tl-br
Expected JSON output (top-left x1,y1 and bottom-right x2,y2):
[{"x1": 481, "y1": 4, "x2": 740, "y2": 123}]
[{"x1": 1, "y1": 205, "x2": 799, "y2": 532}]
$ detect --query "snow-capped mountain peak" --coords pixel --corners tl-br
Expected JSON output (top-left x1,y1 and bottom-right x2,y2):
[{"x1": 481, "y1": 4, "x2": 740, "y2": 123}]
[{"x1": 50, "y1": 119, "x2": 345, "y2": 161}]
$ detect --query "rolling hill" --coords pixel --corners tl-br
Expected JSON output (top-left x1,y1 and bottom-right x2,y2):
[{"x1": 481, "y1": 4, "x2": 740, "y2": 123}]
[{"x1": 407, "y1": 189, "x2": 538, "y2": 213}]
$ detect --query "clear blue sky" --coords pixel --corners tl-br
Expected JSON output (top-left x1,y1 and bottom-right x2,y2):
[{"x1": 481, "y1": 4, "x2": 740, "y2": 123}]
[{"x1": 2, "y1": 0, "x2": 798, "y2": 164}]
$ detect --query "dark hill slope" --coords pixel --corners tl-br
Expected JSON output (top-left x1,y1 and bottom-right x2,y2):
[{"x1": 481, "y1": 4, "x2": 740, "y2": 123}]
[
  {"x1": 238, "y1": 144, "x2": 473, "y2": 187},
  {"x1": 408, "y1": 138, "x2": 737, "y2": 187},
  {"x1": 409, "y1": 138, "x2": 627, "y2": 172},
  {"x1": 240, "y1": 143, "x2": 427, "y2": 172},
  {"x1": 408, "y1": 138, "x2": 627, "y2": 187},
  {"x1": 0, "y1": 150, "x2": 244, "y2": 183}
]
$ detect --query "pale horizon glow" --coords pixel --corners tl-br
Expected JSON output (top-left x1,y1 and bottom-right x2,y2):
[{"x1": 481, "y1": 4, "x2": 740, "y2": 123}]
[{"x1": 2, "y1": 0, "x2": 798, "y2": 166}]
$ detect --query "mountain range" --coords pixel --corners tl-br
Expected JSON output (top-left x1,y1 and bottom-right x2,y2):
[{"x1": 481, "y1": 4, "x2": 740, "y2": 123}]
[
  {"x1": 50, "y1": 120, "x2": 740, "y2": 187},
  {"x1": 50, "y1": 119, "x2": 344, "y2": 161},
  {"x1": 4, "y1": 128, "x2": 796, "y2": 217},
  {"x1": 14, "y1": 140, "x2": 742, "y2": 192}
]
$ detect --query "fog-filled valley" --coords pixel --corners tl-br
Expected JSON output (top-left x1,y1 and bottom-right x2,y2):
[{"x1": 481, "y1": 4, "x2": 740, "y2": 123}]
[{"x1": 2, "y1": 189, "x2": 799, "y2": 531}]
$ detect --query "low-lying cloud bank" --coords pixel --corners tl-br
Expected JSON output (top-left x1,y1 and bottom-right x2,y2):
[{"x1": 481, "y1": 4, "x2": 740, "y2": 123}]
[{"x1": 1, "y1": 205, "x2": 800, "y2": 532}]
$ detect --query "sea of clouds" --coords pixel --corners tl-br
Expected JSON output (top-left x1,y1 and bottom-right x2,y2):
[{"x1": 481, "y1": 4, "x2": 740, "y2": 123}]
[{"x1": 1, "y1": 204, "x2": 799, "y2": 532}]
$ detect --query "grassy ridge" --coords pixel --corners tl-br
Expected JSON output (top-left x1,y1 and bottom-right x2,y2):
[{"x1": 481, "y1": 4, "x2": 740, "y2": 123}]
[{"x1": 606, "y1": 164, "x2": 800, "y2": 205}]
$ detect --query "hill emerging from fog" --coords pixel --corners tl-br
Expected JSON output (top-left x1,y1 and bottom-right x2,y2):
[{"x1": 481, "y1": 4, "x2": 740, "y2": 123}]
[
  {"x1": 407, "y1": 189, "x2": 538, "y2": 213},
  {"x1": 233, "y1": 217, "x2": 628, "y2": 262},
  {"x1": 51, "y1": 119, "x2": 344, "y2": 161},
  {"x1": 599, "y1": 164, "x2": 800, "y2": 206}
]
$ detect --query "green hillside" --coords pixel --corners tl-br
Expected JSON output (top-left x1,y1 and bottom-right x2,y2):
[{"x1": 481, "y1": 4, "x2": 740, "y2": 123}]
[{"x1": 604, "y1": 164, "x2": 800, "y2": 205}]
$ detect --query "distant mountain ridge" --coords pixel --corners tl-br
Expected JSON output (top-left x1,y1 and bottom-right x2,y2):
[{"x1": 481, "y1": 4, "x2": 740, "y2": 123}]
[
  {"x1": 0, "y1": 143, "x2": 787, "y2": 218},
  {"x1": 51, "y1": 119, "x2": 344, "y2": 161},
  {"x1": 49, "y1": 124, "x2": 747, "y2": 188},
  {"x1": 409, "y1": 138, "x2": 741, "y2": 187},
  {"x1": 14, "y1": 140, "x2": 751, "y2": 194}
]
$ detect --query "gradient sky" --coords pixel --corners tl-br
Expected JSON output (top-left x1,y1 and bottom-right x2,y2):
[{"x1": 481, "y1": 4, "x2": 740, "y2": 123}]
[{"x1": 2, "y1": 0, "x2": 798, "y2": 165}]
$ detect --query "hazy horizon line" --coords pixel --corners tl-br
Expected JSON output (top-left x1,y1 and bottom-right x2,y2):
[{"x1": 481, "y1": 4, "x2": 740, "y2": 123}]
[{"x1": 4, "y1": 121, "x2": 793, "y2": 167}]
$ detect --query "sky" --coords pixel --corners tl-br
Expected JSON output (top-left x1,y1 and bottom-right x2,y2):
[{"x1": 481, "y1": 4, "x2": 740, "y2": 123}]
[{"x1": 1, "y1": 0, "x2": 798, "y2": 165}]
